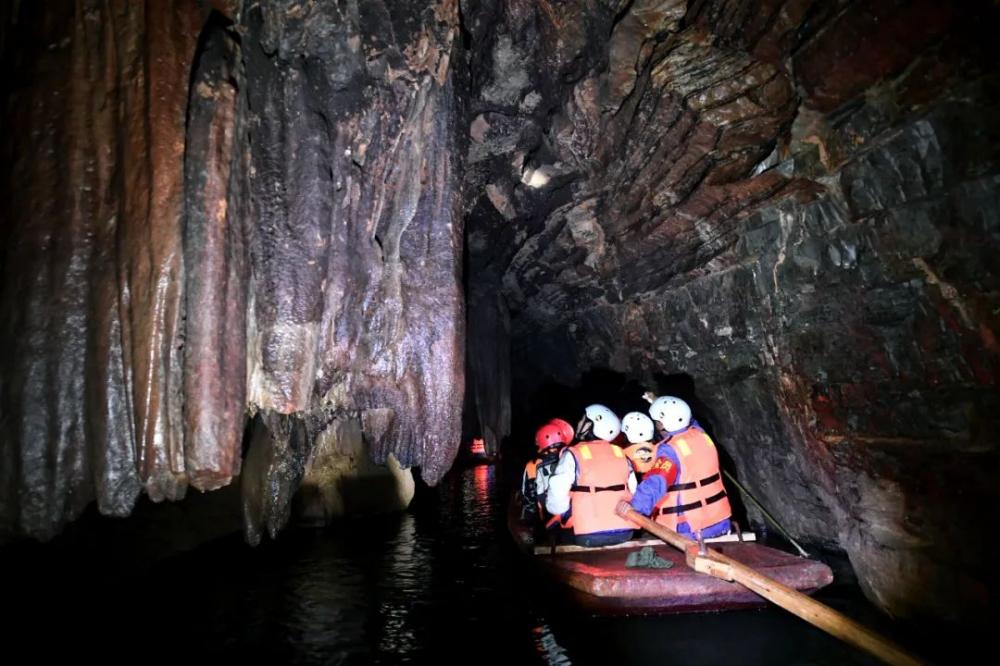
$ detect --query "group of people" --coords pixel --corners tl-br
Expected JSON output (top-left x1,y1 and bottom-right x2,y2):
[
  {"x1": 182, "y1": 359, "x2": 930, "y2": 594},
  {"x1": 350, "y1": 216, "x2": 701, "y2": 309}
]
[{"x1": 520, "y1": 395, "x2": 732, "y2": 547}]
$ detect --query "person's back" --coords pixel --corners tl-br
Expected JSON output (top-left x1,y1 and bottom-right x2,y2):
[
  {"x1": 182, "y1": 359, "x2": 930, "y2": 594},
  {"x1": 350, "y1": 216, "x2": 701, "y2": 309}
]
[
  {"x1": 630, "y1": 396, "x2": 732, "y2": 538},
  {"x1": 521, "y1": 422, "x2": 567, "y2": 521},
  {"x1": 654, "y1": 424, "x2": 730, "y2": 534},
  {"x1": 535, "y1": 418, "x2": 575, "y2": 503},
  {"x1": 545, "y1": 405, "x2": 636, "y2": 547}
]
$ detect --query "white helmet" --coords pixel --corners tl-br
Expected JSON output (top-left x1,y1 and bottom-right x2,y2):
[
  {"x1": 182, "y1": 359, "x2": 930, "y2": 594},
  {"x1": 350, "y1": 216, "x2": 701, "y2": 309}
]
[
  {"x1": 649, "y1": 396, "x2": 691, "y2": 432},
  {"x1": 584, "y1": 404, "x2": 621, "y2": 441},
  {"x1": 621, "y1": 412, "x2": 655, "y2": 444}
]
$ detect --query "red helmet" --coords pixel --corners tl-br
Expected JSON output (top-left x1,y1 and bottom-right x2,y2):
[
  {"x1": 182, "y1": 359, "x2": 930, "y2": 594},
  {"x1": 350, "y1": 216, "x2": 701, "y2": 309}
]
[
  {"x1": 547, "y1": 418, "x2": 574, "y2": 445},
  {"x1": 535, "y1": 424, "x2": 563, "y2": 450}
]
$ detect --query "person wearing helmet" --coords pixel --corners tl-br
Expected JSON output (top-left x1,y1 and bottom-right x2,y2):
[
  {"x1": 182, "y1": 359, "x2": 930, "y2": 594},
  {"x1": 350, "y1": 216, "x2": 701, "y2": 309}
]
[
  {"x1": 620, "y1": 412, "x2": 657, "y2": 481},
  {"x1": 545, "y1": 405, "x2": 637, "y2": 547},
  {"x1": 630, "y1": 395, "x2": 732, "y2": 538},
  {"x1": 521, "y1": 420, "x2": 574, "y2": 521},
  {"x1": 547, "y1": 418, "x2": 575, "y2": 447}
]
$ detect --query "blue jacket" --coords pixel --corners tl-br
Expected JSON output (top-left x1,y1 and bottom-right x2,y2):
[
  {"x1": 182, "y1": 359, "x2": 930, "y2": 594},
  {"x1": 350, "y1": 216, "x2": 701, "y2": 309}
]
[{"x1": 630, "y1": 421, "x2": 731, "y2": 538}]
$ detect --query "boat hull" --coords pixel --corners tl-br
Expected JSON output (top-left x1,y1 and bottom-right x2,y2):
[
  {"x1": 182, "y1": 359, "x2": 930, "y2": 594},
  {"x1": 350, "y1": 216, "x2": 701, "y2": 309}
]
[{"x1": 510, "y1": 498, "x2": 833, "y2": 615}]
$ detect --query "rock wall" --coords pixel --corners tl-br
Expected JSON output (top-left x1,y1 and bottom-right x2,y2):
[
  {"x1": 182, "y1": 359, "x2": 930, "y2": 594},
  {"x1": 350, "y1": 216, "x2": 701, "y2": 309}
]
[
  {"x1": 1, "y1": 0, "x2": 205, "y2": 540},
  {"x1": 1, "y1": 0, "x2": 997, "y2": 623},
  {"x1": 1, "y1": 0, "x2": 465, "y2": 544},
  {"x1": 464, "y1": 0, "x2": 1000, "y2": 622}
]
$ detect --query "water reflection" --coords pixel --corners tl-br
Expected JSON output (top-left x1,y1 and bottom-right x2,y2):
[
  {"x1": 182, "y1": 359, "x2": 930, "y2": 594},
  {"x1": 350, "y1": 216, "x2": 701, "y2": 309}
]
[
  {"x1": 473, "y1": 463, "x2": 492, "y2": 506},
  {"x1": 1, "y1": 461, "x2": 925, "y2": 665},
  {"x1": 376, "y1": 514, "x2": 429, "y2": 659}
]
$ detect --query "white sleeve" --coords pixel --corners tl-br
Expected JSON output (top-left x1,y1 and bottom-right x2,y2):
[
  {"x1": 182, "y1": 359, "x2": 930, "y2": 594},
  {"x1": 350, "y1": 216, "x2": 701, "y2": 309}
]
[
  {"x1": 535, "y1": 465, "x2": 549, "y2": 496},
  {"x1": 544, "y1": 450, "x2": 576, "y2": 516}
]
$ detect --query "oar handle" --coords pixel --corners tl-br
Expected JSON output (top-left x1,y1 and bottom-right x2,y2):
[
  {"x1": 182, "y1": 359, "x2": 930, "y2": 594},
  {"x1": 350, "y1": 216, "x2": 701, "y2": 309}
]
[{"x1": 614, "y1": 502, "x2": 927, "y2": 666}]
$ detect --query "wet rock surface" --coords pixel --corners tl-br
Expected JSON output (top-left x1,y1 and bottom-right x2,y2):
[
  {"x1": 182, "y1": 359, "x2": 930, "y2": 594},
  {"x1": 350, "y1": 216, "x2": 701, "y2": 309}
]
[
  {"x1": 1, "y1": 0, "x2": 205, "y2": 539},
  {"x1": 1, "y1": 0, "x2": 998, "y2": 626},
  {"x1": 237, "y1": 0, "x2": 464, "y2": 537},
  {"x1": 463, "y1": 0, "x2": 1000, "y2": 623},
  {"x1": 2, "y1": 0, "x2": 464, "y2": 542}
]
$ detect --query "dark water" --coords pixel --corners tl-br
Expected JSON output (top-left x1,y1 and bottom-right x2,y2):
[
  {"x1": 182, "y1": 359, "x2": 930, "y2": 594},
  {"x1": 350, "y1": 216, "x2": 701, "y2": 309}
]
[{"x1": 1, "y1": 464, "x2": 948, "y2": 664}]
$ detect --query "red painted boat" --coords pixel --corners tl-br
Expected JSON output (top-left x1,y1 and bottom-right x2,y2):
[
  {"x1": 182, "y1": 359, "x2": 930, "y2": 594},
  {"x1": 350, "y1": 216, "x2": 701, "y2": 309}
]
[
  {"x1": 509, "y1": 496, "x2": 833, "y2": 615},
  {"x1": 461, "y1": 438, "x2": 497, "y2": 465}
]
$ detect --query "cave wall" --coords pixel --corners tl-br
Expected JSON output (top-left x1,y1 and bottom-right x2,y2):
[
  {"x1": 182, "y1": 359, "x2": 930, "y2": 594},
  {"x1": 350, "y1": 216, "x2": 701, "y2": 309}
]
[
  {"x1": 1, "y1": 0, "x2": 998, "y2": 624},
  {"x1": 235, "y1": 0, "x2": 465, "y2": 543},
  {"x1": 1, "y1": 0, "x2": 205, "y2": 540},
  {"x1": 463, "y1": 0, "x2": 1000, "y2": 622},
  {"x1": 1, "y1": 0, "x2": 465, "y2": 543}
]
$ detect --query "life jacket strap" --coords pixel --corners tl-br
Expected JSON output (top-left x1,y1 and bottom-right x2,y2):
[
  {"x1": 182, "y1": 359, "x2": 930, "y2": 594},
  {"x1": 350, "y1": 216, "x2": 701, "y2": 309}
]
[
  {"x1": 571, "y1": 483, "x2": 627, "y2": 493},
  {"x1": 704, "y1": 489, "x2": 727, "y2": 505},
  {"x1": 667, "y1": 472, "x2": 721, "y2": 492},
  {"x1": 658, "y1": 489, "x2": 728, "y2": 516},
  {"x1": 658, "y1": 500, "x2": 702, "y2": 515}
]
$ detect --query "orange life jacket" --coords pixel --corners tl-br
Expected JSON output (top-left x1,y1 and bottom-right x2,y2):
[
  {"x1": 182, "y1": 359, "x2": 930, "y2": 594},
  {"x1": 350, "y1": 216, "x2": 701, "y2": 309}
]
[
  {"x1": 653, "y1": 428, "x2": 731, "y2": 532},
  {"x1": 567, "y1": 440, "x2": 634, "y2": 535}
]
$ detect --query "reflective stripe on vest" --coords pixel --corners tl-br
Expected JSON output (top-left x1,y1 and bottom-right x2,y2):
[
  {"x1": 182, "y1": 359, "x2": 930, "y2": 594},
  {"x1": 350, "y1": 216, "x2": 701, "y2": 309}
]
[
  {"x1": 568, "y1": 441, "x2": 633, "y2": 536},
  {"x1": 653, "y1": 428, "x2": 731, "y2": 532}
]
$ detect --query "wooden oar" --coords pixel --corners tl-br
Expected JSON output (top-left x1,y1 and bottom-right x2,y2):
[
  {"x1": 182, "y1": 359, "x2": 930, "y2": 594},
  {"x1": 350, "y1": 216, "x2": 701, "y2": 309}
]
[{"x1": 615, "y1": 502, "x2": 926, "y2": 666}]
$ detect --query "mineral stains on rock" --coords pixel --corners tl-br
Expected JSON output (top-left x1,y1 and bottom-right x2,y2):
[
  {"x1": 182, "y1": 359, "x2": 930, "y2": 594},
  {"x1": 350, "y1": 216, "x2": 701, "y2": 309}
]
[{"x1": 1, "y1": 0, "x2": 464, "y2": 544}]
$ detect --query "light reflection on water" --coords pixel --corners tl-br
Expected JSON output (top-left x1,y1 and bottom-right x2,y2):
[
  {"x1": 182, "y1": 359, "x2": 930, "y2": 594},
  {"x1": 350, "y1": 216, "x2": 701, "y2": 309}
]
[{"x1": 2, "y1": 462, "x2": 925, "y2": 665}]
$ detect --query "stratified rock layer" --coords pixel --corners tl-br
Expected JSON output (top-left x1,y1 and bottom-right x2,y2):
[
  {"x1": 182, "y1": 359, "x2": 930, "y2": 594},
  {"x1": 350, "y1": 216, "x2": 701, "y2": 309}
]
[{"x1": 464, "y1": 0, "x2": 1000, "y2": 623}]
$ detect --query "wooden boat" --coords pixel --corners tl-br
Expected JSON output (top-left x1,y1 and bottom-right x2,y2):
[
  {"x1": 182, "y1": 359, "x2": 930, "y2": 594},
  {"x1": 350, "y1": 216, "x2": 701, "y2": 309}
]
[
  {"x1": 461, "y1": 438, "x2": 497, "y2": 465},
  {"x1": 509, "y1": 495, "x2": 833, "y2": 615},
  {"x1": 461, "y1": 452, "x2": 496, "y2": 466}
]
